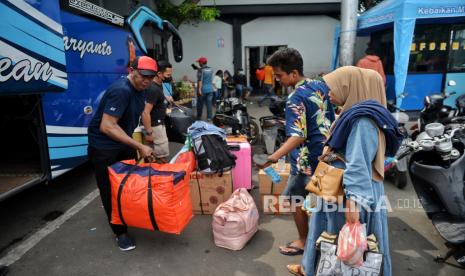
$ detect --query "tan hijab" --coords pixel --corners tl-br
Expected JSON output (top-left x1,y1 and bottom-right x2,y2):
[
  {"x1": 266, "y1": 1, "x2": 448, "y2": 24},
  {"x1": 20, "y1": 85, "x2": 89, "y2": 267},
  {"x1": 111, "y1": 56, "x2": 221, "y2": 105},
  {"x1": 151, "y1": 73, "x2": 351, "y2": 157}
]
[{"x1": 323, "y1": 66, "x2": 387, "y2": 181}]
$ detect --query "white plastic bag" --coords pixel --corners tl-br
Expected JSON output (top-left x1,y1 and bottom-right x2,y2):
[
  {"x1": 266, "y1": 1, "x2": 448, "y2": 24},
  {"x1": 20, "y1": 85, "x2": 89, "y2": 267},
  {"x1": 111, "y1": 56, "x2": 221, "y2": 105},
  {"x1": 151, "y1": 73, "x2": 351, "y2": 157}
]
[{"x1": 336, "y1": 222, "x2": 368, "y2": 267}]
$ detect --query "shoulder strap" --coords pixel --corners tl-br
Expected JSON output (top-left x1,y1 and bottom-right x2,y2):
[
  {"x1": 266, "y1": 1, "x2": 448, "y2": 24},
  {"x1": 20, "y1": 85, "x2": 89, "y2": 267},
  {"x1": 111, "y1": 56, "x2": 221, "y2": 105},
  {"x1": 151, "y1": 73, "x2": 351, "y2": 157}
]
[
  {"x1": 319, "y1": 148, "x2": 347, "y2": 163},
  {"x1": 195, "y1": 171, "x2": 204, "y2": 214}
]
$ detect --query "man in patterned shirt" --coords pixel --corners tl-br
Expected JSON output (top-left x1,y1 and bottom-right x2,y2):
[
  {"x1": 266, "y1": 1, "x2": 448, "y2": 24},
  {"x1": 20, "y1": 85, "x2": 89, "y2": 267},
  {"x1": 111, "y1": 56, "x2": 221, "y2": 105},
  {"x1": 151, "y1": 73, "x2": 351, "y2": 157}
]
[{"x1": 262, "y1": 48, "x2": 335, "y2": 256}]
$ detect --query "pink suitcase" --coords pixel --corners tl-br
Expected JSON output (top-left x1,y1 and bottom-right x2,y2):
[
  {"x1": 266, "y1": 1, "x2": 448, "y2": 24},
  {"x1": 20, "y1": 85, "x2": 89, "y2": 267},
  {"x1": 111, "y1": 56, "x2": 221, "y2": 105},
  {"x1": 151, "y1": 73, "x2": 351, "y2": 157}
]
[{"x1": 228, "y1": 141, "x2": 252, "y2": 190}]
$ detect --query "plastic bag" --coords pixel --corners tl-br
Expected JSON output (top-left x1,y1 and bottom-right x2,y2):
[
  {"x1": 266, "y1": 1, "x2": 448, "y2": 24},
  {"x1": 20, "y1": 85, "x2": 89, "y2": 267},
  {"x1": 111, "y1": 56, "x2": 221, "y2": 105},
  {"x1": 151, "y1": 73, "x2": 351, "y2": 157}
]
[{"x1": 336, "y1": 222, "x2": 367, "y2": 267}]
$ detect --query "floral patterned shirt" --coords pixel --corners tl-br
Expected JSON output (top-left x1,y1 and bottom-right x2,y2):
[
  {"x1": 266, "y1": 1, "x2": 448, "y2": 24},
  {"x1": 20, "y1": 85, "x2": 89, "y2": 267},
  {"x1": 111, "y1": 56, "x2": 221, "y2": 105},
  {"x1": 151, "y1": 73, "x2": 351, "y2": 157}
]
[{"x1": 286, "y1": 79, "x2": 335, "y2": 175}]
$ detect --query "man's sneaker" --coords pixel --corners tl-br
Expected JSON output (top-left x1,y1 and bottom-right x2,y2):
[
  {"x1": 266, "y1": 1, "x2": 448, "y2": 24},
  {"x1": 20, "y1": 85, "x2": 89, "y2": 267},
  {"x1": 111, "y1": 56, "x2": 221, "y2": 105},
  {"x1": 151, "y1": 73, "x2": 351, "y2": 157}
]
[{"x1": 116, "y1": 234, "x2": 136, "y2": 251}]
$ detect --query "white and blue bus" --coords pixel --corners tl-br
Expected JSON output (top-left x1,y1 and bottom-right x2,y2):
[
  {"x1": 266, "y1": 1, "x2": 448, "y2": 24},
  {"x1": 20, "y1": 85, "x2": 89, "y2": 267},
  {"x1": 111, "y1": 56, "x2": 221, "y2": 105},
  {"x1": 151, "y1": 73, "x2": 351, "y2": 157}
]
[{"x1": 0, "y1": 0, "x2": 183, "y2": 200}]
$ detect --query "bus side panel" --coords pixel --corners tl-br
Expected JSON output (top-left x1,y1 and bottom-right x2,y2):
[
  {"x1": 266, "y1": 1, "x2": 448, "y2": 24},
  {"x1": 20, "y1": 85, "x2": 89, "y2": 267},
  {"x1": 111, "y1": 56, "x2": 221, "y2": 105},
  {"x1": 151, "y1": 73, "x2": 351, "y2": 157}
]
[
  {"x1": 396, "y1": 73, "x2": 443, "y2": 110},
  {"x1": 44, "y1": 11, "x2": 140, "y2": 178},
  {"x1": 0, "y1": 0, "x2": 67, "y2": 94}
]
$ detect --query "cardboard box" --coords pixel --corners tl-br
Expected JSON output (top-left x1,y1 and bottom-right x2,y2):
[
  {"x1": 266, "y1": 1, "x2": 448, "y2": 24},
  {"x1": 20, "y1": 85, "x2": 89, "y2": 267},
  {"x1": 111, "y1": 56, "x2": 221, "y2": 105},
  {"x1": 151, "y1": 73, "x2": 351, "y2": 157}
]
[
  {"x1": 258, "y1": 163, "x2": 291, "y2": 195},
  {"x1": 189, "y1": 171, "x2": 233, "y2": 215}
]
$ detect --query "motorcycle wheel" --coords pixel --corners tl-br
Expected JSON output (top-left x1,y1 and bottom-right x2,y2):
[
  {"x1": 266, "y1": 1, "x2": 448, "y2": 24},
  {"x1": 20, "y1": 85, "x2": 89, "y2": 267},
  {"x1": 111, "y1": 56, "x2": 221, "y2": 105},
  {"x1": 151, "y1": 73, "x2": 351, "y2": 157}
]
[
  {"x1": 393, "y1": 169, "x2": 408, "y2": 189},
  {"x1": 248, "y1": 120, "x2": 260, "y2": 145}
]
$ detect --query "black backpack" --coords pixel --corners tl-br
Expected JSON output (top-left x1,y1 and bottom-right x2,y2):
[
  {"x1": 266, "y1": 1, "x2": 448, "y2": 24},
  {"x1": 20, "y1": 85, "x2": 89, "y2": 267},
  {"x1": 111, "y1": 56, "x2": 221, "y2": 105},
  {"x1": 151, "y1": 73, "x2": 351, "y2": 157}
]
[{"x1": 192, "y1": 134, "x2": 236, "y2": 174}]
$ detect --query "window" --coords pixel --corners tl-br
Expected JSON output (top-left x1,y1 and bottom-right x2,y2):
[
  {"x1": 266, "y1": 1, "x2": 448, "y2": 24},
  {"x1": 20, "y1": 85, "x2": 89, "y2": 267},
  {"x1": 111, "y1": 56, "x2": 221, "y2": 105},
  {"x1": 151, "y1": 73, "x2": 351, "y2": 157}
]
[
  {"x1": 448, "y1": 24, "x2": 465, "y2": 72},
  {"x1": 371, "y1": 24, "x2": 453, "y2": 74},
  {"x1": 408, "y1": 24, "x2": 450, "y2": 73},
  {"x1": 141, "y1": 23, "x2": 167, "y2": 62}
]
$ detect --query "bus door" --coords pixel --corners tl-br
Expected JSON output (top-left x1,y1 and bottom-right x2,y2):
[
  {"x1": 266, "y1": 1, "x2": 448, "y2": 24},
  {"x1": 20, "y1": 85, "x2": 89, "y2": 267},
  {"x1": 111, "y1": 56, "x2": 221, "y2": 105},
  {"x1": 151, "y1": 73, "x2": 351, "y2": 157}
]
[{"x1": 0, "y1": 0, "x2": 68, "y2": 200}]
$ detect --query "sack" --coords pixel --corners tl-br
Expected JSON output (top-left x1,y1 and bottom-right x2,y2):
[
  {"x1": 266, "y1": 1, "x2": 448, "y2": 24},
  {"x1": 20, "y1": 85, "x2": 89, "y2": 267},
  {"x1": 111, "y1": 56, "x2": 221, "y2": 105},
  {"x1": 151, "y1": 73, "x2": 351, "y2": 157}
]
[
  {"x1": 315, "y1": 231, "x2": 383, "y2": 276},
  {"x1": 305, "y1": 150, "x2": 345, "y2": 203},
  {"x1": 109, "y1": 160, "x2": 193, "y2": 234},
  {"x1": 316, "y1": 242, "x2": 383, "y2": 276},
  {"x1": 192, "y1": 134, "x2": 237, "y2": 174},
  {"x1": 174, "y1": 150, "x2": 196, "y2": 174},
  {"x1": 212, "y1": 188, "x2": 259, "y2": 250},
  {"x1": 337, "y1": 222, "x2": 368, "y2": 267}
]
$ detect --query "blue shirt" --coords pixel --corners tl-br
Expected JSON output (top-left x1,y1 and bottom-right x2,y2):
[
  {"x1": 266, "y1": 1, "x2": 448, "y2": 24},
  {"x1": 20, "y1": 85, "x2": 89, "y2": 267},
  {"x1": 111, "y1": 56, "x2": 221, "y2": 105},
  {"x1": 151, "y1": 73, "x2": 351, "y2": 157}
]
[
  {"x1": 88, "y1": 77, "x2": 145, "y2": 150},
  {"x1": 285, "y1": 79, "x2": 335, "y2": 175},
  {"x1": 200, "y1": 66, "x2": 214, "y2": 94}
]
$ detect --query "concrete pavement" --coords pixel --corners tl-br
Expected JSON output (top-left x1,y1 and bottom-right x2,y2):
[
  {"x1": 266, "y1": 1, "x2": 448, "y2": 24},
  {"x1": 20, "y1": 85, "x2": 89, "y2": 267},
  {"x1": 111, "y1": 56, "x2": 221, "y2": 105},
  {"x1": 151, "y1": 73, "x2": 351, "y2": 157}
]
[{"x1": 0, "y1": 100, "x2": 464, "y2": 275}]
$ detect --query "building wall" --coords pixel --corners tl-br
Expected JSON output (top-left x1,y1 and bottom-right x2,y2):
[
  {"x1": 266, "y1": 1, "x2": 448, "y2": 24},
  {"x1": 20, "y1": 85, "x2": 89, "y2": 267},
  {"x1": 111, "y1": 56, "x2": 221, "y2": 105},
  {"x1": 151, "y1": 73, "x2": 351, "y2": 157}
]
[
  {"x1": 169, "y1": 15, "x2": 340, "y2": 82},
  {"x1": 168, "y1": 20, "x2": 234, "y2": 82},
  {"x1": 242, "y1": 15, "x2": 340, "y2": 77}
]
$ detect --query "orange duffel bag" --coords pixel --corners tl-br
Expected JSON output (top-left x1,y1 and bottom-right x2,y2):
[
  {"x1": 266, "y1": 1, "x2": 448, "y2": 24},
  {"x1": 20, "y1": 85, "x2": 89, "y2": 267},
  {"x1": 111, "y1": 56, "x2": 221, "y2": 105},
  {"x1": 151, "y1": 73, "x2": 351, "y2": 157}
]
[{"x1": 109, "y1": 160, "x2": 193, "y2": 234}]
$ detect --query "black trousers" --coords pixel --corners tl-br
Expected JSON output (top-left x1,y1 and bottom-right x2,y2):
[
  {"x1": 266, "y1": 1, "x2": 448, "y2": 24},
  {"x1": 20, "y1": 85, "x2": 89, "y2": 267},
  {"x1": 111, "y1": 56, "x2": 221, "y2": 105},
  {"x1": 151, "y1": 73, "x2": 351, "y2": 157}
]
[{"x1": 88, "y1": 146, "x2": 137, "y2": 236}]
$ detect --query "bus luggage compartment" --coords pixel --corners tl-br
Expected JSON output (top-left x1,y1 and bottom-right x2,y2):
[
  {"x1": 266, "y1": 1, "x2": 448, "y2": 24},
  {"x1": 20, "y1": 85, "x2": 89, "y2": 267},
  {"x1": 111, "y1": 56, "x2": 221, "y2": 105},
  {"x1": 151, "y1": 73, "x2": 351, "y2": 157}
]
[{"x1": 0, "y1": 95, "x2": 47, "y2": 200}]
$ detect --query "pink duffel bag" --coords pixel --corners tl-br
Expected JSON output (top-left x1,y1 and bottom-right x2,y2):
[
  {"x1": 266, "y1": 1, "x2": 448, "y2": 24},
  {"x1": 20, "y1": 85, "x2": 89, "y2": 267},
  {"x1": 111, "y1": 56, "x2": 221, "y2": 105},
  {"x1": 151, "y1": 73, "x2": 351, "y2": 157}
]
[{"x1": 212, "y1": 188, "x2": 259, "y2": 250}]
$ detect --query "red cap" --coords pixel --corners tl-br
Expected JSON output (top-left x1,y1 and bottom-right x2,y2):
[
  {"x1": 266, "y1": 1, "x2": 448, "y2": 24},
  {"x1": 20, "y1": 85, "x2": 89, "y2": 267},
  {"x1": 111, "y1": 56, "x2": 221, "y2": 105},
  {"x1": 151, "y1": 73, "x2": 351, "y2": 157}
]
[
  {"x1": 131, "y1": 56, "x2": 157, "y2": 76},
  {"x1": 196, "y1": 57, "x2": 207, "y2": 64}
]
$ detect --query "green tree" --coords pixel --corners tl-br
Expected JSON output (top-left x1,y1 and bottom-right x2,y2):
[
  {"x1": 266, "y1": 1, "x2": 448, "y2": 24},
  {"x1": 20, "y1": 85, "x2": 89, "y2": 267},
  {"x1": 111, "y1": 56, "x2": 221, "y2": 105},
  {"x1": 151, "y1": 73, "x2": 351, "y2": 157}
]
[
  {"x1": 359, "y1": 0, "x2": 384, "y2": 11},
  {"x1": 156, "y1": 0, "x2": 220, "y2": 28}
]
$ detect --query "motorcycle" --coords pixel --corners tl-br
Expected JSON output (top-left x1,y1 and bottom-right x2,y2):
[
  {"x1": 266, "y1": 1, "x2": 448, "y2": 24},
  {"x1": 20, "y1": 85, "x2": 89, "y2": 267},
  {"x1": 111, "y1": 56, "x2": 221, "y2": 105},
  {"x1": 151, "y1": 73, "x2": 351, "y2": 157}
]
[
  {"x1": 395, "y1": 120, "x2": 465, "y2": 268},
  {"x1": 259, "y1": 96, "x2": 286, "y2": 154},
  {"x1": 411, "y1": 80, "x2": 460, "y2": 138},
  {"x1": 385, "y1": 102, "x2": 411, "y2": 189},
  {"x1": 213, "y1": 97, "x2": 259, "y2": 144}
]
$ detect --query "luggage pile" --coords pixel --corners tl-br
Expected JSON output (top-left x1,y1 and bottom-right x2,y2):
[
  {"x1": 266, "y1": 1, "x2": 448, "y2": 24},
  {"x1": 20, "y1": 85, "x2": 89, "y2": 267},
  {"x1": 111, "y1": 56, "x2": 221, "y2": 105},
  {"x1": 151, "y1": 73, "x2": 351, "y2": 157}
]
[{"x1": 117, "y1": 120, "x2": 257, "y2": 249}]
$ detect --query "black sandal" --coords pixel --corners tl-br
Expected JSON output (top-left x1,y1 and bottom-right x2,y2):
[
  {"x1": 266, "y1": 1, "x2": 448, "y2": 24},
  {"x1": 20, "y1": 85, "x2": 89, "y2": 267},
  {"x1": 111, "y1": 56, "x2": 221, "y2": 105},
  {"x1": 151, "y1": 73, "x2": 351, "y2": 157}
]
[{"x1": 279, "y1": 242, "x2": 304, "y2": 256}]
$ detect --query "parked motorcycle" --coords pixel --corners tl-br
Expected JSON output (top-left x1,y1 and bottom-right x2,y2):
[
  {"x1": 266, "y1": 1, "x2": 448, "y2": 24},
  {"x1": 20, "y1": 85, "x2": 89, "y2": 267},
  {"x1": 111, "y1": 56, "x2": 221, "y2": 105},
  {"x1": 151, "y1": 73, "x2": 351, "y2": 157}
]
[
  {"x1": 260, "y1": 96, "x2": 286, "y2": 154},
  {"x1": 385, "y1": 102, "x2": 411, "y2": 189},
  {"x1": 213, "y1": 97, "x2": 259, "y2": 144},
  {"x1": 396, "y1": 121, "x2": 465, "y2": 267},
  {"x1": 455, "y1": 93, "x2": 465, "y2": 117},
  {"x1": 411, "y1": 80, "x2": 459, "y2": 138}
]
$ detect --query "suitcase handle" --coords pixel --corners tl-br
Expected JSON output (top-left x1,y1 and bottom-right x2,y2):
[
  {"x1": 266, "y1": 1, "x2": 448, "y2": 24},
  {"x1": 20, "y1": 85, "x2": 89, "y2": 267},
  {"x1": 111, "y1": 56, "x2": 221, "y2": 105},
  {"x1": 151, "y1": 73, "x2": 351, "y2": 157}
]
[{"x1": 227, "y1": 145, "x2": 240, "y2": 151}]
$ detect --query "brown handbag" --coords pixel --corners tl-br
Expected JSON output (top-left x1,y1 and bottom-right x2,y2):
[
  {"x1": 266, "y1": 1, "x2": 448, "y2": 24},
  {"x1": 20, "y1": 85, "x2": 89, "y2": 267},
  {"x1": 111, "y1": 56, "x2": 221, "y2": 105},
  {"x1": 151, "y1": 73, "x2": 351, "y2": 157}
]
[{"x1": 305, "y1": 150, "x2": 345, "y2": 203}]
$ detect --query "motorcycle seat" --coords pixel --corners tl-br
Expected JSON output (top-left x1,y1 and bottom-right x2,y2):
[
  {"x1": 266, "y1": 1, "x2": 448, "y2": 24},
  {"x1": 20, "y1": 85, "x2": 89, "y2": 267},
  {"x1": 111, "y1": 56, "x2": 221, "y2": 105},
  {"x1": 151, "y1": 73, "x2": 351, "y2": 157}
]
[{"x1": 432, "y1": 213, "x2": 465, "y2": 245}]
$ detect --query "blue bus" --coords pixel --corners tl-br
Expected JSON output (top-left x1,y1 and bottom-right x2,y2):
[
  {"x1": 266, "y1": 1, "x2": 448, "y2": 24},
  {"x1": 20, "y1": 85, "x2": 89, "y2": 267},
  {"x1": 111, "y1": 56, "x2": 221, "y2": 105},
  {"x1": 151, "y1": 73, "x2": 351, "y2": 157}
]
[
  {"x1": 353, "y1": 0, "x2": 465, "y2": 111},
  {"x1": 0, "y1": 0, "x2": 183, "y2": 200}
]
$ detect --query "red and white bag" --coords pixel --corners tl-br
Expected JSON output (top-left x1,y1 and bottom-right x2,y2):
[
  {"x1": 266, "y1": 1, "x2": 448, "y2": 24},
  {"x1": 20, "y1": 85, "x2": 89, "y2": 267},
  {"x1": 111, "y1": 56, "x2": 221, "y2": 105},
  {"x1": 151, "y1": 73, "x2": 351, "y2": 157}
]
[
  {"x1": 212, "y1": 188, "x2": 259, "y2": 250},
  {"x1": 336, "y1": 222, "x2": 368, "y2": 267}
]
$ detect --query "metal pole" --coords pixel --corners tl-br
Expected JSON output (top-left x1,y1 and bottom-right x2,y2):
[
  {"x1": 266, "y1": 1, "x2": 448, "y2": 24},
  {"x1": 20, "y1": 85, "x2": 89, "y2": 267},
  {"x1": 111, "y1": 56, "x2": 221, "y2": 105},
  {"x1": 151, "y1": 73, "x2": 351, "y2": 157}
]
[{"x1": 339, "y1": 0, "x2": 359, "y2": 66}]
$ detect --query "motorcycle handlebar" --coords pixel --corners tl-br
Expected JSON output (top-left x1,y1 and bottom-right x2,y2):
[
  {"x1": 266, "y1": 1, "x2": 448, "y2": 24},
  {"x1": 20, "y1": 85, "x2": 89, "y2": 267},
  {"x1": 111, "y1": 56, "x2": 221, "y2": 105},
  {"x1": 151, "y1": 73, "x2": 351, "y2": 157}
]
[
  {"x1": 387, "y1": 102, "x2": 406, "y2": 112},
  {"x1": 450, "y1": 116, "x2": 465, "y2": 123},
  {"x1": 395, "y1": 147, "x2": 413, "y2": 161}
]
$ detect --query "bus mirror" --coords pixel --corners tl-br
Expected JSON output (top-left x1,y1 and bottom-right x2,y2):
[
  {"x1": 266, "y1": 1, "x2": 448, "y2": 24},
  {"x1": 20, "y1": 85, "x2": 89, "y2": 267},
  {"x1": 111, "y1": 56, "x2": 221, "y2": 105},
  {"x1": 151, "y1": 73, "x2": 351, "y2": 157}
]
[{"x1": 172, "y1": 35, "x2": 183, "y2": 62}]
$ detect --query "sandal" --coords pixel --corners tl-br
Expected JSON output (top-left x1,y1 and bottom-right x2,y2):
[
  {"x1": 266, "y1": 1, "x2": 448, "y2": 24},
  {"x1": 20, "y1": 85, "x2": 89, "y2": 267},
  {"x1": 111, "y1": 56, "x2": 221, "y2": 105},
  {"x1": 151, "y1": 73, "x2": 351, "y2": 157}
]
[
  {"x1": 287, "y1": 264, "x2": 304, "y2": 276},
  {"x1": 279, "y1": 241, "x2": 304, "y2": 256}
]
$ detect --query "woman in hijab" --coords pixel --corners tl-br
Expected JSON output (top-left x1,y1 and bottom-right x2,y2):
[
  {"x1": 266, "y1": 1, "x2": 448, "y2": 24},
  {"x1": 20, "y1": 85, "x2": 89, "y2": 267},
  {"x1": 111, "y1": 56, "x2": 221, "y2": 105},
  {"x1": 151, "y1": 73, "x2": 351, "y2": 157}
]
[{"x1": 287, "y1": 66, "x2": 402, "y2": 276}]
